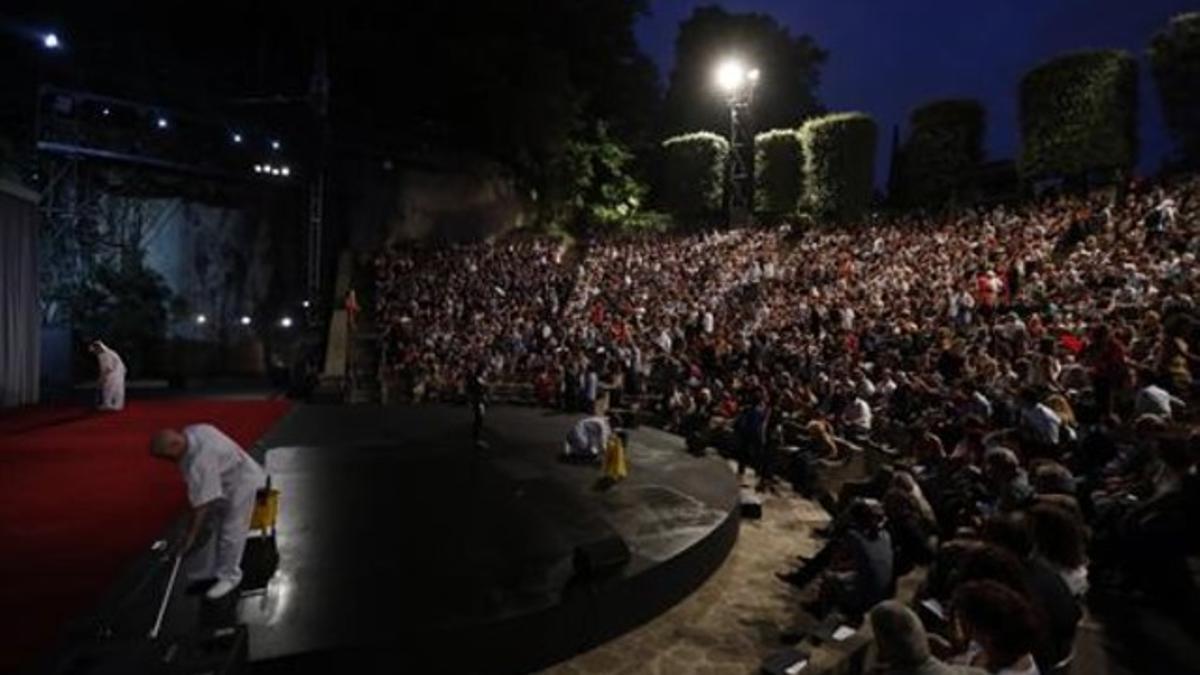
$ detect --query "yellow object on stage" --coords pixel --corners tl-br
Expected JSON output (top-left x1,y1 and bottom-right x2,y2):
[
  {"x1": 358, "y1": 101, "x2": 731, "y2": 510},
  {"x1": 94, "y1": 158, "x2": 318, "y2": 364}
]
[
  {"x1": 603, "y1": 435, "x2": 628, "y2": 481},
  {"x1": 251, "y1": 485, "x2": 280, "y2": 532}
]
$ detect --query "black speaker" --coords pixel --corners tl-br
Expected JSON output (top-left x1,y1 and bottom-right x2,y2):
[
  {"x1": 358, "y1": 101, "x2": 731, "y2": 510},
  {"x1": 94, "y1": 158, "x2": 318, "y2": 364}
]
[
  {"x1": 740, "y1": 491, "x2": 763, "y2": 519},
  {"x1": 572, "y1": 536, "x2": 631, "y2": 581}
]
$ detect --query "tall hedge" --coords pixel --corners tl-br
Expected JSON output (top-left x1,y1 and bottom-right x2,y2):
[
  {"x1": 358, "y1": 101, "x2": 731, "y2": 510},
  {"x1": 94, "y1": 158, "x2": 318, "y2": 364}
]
[
  {"x1": 897, "y1": 99, "x2": 985, "y2": 205},
  {"x1": 660, "y1": 132, "x2": 728, "y2": 221},
  {"x1": 1150, "y1": 13, "x2": 1200, "y2": 167},
  {"x1": 754, "y1": 129, "x2": 804, "y2": 218},
  {"x1": 1019, "y1": 50, "x2": 1138, "y2": 180},
  {"x1": 800, "y1": 112, "x2": 877, "y2": 220}
]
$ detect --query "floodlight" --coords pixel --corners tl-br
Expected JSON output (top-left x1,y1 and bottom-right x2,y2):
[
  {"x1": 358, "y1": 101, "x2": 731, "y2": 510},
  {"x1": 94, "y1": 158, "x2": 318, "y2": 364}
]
[
  {"x1": 232, "y1": 132, "x2": 243, "y2": 144},
  {"x1": 270, "y1": 139, "x2": 281, "y2": 151},
  {"x1": 715, "y1": 59, "x2": 746, "y2": 93},
  {"x1": 195, "y1": 314, "x2": 207, "y2": 325},
  {"x1": 43, "y1": 33, "x2": 61, "y2": 49},
  {"x1": 156, "y1": 117, "x2": 169, "y2": 129},
  {"x1": 239, "y1": 315, "x2": 252, "y2": 326},
  {"x1": 279, "y1": 316, "x2": 294, "y2": 328}
]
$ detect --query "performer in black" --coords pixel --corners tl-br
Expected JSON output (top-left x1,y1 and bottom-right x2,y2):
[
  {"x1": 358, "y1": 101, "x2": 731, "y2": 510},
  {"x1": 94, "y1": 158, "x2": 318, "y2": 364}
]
[{"x1": 467, "y1": 364, "x2": 488, "y2": 443}]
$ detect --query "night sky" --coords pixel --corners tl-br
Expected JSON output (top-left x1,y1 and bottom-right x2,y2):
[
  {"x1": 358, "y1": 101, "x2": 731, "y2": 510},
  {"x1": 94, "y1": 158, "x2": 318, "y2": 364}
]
[{"x1": 637, "y1": 0, "x2": 1198, "y2": 183}]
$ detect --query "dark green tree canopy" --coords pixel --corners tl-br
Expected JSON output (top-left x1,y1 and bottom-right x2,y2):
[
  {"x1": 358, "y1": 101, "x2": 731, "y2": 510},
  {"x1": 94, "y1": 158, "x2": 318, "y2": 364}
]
[
  {"x1": 801, "y1": 113, "x2": 877, "y2": 221},
  {"x1": 660, "y1": 132, "x2": 728, "y2": 223},
  {"x1": 1019, "y1": 50, "x2": 1138, "y2": 181},
  {"x1": 895, "y1": 99, "x2": 986, "y2": 206},
  {"x1": 1150, "y1": 12, "x2": 1200, "y2": 169},
  {"x1": 754, "y1": 129, "x2": 804, "y2": 218},
  {"x1": 663, "y1": 5, "x2": 827, "y2": 136}
]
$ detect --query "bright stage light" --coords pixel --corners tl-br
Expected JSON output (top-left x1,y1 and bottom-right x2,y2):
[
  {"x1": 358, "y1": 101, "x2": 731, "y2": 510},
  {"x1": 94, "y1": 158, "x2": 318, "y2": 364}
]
[
  {"x1": 43, "y1": 33, "x2": 61, "y2": 49},
  {"x1": 301, "y1": 300, "x2": 311, "y2": 308},
  {"x1": 715, "y1": 59, "x2": 746, "y2": 93},
  {"x1": 239, "y1": 315, "x2": 252, "y2": 326},
  {"x1": 279, "y1": 316, "x2": 294, "y2": 328},
  {"x1": 156, "y1": 116, "x2": 169, "y2": 129},
  {"x1": 270, "y1": 140, "x2": 281, "y2": 151},
  {"x1": 280, "y1": 166, "x2": 291, "y2": 177},
  {"x1": 232, "y1": 132, "x2": 243, "y2": 144},
  {"x1": 102, "y1": 107, "x2": 111, "y2": 116},
  {"x1": 254, "y1": 164, "x2": 263, "y2": 174},
  {"x1": 195, "y1": 314, "x2": 207, "y2": 325},
  {"x1": 747, "y1": 68, "x2": 761, "y2": 83}
]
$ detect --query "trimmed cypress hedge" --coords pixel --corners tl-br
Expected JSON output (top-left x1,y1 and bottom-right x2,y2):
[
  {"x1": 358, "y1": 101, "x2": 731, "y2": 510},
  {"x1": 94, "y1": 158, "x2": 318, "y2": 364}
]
[
  {"x1": 800, "y1": 112, "x2": 877, "y2": 220},
  {"x1": 660, "y1": 132, "x2": 728, "y2": 222},
  {"x1": 897, "y1": 99, "x2": 985, "y2": 206},
  {"x1": 1019, "y1": 50, "x2": 1138, "y2": 181},
  {"x1": 1150, "y1": 13, "x2": 1200, "y2": 167},
  {"x1": 754, "y1": 129, "x2": 805, "y2": 218}
]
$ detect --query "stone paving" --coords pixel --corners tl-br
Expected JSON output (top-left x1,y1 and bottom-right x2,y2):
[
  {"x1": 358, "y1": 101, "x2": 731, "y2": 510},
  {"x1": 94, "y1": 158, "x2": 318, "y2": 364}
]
[{"x1": 542, "y1": 475, "x2": 832, "y2": 675}]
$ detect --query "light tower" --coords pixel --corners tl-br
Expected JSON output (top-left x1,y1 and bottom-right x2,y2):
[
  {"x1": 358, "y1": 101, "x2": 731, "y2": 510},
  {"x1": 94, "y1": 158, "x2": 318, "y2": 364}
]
[{"x1": 714, "y1": 58, "x2": 760, "y2": 227}]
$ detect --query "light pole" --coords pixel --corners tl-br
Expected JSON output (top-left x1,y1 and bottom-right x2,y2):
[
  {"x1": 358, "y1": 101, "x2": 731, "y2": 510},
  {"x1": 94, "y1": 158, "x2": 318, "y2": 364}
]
[{"x1": 714, "y1": 59, "x2": 759, "y2": 227}]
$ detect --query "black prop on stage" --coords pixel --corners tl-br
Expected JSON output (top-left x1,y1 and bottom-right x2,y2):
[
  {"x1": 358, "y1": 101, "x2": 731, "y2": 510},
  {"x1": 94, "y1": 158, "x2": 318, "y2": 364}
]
[{"x1": 54, "y1": 405, "x2": 740, "y2": 675}]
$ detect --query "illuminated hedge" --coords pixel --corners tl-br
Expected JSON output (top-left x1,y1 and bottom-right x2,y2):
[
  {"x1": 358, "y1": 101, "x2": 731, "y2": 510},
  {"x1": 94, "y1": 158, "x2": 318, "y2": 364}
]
[
  {"x1": 754, "y1": 129, "x2": 804, "y2": 218},
  {"x1": 660, "y1": 132, "x2": 728, "y2": 221},
  {"x1": 1150, "y1": 13, "x2": 1200, "y2": 166},
  {"x1": 1019, "y1": 50, "x2": 1138, "y2": 180},
  {"x1": 897, "y1": 99, "x2": 984, "y2": 205},
  {"x1": 800, "y1": 112, "x2": 877, "y2": 220}
]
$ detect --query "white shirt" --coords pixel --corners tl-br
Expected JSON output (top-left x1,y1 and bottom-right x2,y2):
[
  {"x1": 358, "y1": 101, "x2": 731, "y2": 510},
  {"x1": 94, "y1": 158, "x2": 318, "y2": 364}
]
[
  {"x1": 1021, "y1": 403, "x2": 1061, "y2": 445},
  {"x1": 843, "y1": 397, "x2": 872, "y2": 431},
  {"x1": 1135, "y1": 384, "x2": 1184, "y2": 419},
  {"x1": 180, "y1": 424, "x2": 265, "y2": 507}
]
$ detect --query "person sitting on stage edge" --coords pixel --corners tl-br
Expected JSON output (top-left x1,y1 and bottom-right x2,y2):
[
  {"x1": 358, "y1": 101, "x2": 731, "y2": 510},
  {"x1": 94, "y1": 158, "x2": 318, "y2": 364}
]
[{"x1": 150, "y1": 424, "x2": 267, "y2": 600}]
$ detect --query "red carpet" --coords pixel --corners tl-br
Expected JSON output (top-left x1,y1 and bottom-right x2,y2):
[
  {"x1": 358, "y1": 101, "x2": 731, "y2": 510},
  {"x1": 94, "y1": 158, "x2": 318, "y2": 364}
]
[{"x1": 0, "y1": 398, "x2": 291, "y2": 673}]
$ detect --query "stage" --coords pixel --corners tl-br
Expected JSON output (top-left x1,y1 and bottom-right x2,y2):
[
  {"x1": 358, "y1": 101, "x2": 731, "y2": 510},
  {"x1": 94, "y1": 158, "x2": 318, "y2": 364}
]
[{"x1": 47, "y1": 404, "x2": 740, "y2": 674}]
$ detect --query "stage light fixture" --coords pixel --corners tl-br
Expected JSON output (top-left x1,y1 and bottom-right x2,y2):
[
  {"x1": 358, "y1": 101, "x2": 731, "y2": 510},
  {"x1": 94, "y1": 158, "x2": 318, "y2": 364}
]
[
  {"x1": 156, "y1": 116, "x2": 169, "y2": 129},
  {"x1": 254, "y1": 164, "x2": 263, "y2": 174},
  {"x1": 281, "y1": 166, "x2": 291, "y2": 177},
  {"x1": 239, "y1": 315, "x2": 252, "y2": 326},
  {"x1": 43, "y1": 33, "x2": 61, "y2": 49},
  {"x1": 301, "y1": 300, "x2": 311, "y2": 308},
  {"x1": 102, "y1": 107, "x2": 111, "y2": 117},
  {"x1": 232, "y1": 132, "x2": 243, "y2": 144},
  {"x1": 279, "y1": 316, "x2": 294, "y2": 328},
  {"x1": 270, "y1": 140, "x2": 281, "y2": 151},
  {"x1": 195, "y1": 313, "x2": 208, "y2": 325}
]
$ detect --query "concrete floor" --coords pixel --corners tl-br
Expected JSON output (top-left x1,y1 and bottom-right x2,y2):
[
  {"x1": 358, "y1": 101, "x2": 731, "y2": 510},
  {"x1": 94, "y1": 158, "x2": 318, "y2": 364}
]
[{"x1": 542, "y1": 474, "x2": 833, "y2": 675}]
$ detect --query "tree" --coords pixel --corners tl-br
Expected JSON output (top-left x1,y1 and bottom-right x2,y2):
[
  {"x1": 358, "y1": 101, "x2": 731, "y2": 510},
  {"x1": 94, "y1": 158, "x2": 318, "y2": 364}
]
[
  {"x1": 754, "y1": 129, "x2": 804, "y2": 219},
  {"x1": 660, "y1": 132, "x2": 728, "y2": 224},
  {"x1": 895, "y1": 99, "x2": 985, "y2": 206},
  {"x1": 663, "y1": 5, "x2": 826, "y2": 136},
  {"x1": 1150, "y1": 12, "x2": 1200, "y2": 169},
  {"x1": 1019, "y1": 50, "x2": 1138, "y2": 182},
  {"x1": 800, "y1": 113, "x2": 877, "y2": 221},
  {"x1": 542, "y1": 123, "x2": 647, "y2": 234}
]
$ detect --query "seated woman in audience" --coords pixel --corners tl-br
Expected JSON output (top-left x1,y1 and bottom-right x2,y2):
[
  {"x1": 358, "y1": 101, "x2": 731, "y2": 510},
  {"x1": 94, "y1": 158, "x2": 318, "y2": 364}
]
[
  {"x1": 869, "y1": 600, "x2": 987, "y2": 675},
  {"x1": 951, "y1": 580, "x2": 1043, "y2": 675}
]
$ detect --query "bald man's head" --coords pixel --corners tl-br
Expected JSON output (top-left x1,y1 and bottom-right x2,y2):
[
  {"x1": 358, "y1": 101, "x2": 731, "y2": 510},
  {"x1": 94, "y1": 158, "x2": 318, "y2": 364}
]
[{"x1": 150, "y1": 429, "x2": 187, "y2": 461}]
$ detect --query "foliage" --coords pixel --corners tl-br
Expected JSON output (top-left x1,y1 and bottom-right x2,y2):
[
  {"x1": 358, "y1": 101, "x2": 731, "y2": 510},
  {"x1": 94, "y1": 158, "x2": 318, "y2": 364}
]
[
  {"x1": 663, "y1": 5, "x2": 827, "y2": 135},
  {"x1": 754, "y1": 129, "x2": 805, "y2": 218},
  {"x1": 1150, "y1": 13, "x2": 1200, "y2": 169},
  {"x1": 800, "y1": 113, "x2": 878, "y2": 220},
  {"x1": 1018, "y1": 50, "x2": 1138, "y2": 181},
  {"x1": 895, "y1": 99, "x2": 985, "y2": 206},
  {"x1": 660, "y1": 132, "x2": 729, "y2": 223},
  {"x1": 64, "y1": 252, "x2": 172, "y2": 377},
  {"x1": 543, "y1": 123, "x2": 647, "y2": 234}
]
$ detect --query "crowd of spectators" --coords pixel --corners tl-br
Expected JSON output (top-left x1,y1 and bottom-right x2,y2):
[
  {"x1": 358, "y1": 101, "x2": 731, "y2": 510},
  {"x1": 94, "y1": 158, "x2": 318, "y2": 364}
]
[{"x1": 374, "y1": 176, "x2": 1200, "y2": 673}]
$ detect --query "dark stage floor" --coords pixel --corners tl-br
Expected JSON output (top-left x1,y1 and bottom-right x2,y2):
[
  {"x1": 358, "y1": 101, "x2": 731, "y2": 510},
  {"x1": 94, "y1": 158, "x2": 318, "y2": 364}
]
[{"x1": 49, "y1": 405, "x2": 740, "y2": 674}]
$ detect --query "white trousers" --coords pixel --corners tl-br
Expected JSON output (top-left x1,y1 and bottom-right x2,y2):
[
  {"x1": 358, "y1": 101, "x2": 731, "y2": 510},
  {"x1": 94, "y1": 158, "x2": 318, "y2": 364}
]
[
  {"x1": 187, "y1": 477, "x2": 259, "y2": 586},
  {"x1": 98, "y1": 371, "x2": 125, "y2": 410}
]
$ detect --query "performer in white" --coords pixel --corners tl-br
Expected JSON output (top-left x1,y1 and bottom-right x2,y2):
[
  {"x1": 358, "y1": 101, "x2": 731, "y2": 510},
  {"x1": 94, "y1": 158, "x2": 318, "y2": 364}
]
[
  {"x1": 89, "y1": 340, "x2": 126, "y2": 411},
  {"x1": 150, "y1": 424, "x2": 267, "y2": 600},
  {"x1": 563, "y1": 413, "x2": 612, "y2": 460}
]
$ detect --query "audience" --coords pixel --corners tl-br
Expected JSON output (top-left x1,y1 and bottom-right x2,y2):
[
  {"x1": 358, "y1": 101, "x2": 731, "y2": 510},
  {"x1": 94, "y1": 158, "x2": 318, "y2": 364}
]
[{"x1": 369, "y1": 175, "x2": 1200, "y2": 669}]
